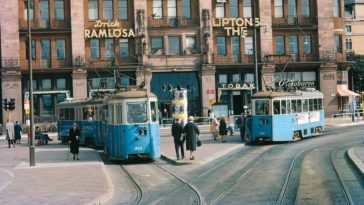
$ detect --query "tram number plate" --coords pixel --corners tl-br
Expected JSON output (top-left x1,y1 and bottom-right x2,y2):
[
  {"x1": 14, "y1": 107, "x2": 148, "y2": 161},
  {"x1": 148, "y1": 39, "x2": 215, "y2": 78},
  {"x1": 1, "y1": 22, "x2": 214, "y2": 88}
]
[{"x1": 135, "y1": 146, "x2": 143, "y2": 151}]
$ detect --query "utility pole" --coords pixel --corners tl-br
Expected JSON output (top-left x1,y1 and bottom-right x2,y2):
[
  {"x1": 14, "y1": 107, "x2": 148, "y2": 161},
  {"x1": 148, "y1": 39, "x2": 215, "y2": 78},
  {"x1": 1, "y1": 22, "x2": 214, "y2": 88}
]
[{"x1": 28, "y1": 0, "x2": 35, "y2": 166}]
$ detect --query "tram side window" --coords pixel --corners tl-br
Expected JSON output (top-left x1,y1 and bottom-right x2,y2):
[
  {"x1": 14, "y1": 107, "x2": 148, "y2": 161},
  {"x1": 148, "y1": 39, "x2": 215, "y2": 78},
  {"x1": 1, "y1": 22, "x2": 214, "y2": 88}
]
[
  {"x1": 273, "y1": 100, "x2": 281, "y2": 115},
  {"x1": 302, "y1": 99, "x2": 309, "y2": 112},
  {"x1": 60, "y1": 108, "x2": 74, "y2": 120},
  {"x1": 291, "y1": 99, "x2": 297, "y2": 113},
  {"x1": 281, "y1": 100, "x2": 287, "y2": 114},
  {"x1": 318, "y1": 98, "x2": 323, "y2": 110},
  {"x1": 296, "y1": 99, "x2": 302, "y2": 113},
  {"x1": 115, "y1": 104, "x2": 122, "y2": 124},
  {"x1": 309, "y1": 99, "x2": 314, "y2": 111},
  {"x1": 255, "y1": 100, "x2": 270, "y2": 115},
  {"x1": 150, "y1": 101, "x2": 158, "y2": 122},
  {"x1": 59, "y1": 108, "x2": 65, "y2": 120},
  {"x1": 83, "y1": 106, "x2": 94, "y2": 120},
  {"x1": 287, "y1": 100, "x2": 291, "y2": 114},
  {"x1": 127, "y1": 102, "x2": 148, "y2": 123}
]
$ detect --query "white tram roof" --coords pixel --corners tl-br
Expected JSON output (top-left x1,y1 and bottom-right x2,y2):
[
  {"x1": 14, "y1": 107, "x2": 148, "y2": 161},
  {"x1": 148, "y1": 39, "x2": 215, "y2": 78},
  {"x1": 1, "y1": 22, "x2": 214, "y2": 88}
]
[
  {"x1": 57, "y1": 97, "x2": 105, "y2": 107},
  {"x1": 107, "y1": 90, "x2": 157, "y2": 99},
  {"x1": 252, "y1": 90, "x2": 324, "y2": 99}
]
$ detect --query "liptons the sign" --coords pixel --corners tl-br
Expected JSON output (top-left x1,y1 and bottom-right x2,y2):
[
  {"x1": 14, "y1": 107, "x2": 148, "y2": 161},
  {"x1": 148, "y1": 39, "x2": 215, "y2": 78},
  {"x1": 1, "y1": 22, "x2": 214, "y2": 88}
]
[
  {"x1": 85, "y1": 19, "x2": 135, "y2": 39},
  {"x1": 212, "y1": 18, "x2": 260, "y2": 37}
]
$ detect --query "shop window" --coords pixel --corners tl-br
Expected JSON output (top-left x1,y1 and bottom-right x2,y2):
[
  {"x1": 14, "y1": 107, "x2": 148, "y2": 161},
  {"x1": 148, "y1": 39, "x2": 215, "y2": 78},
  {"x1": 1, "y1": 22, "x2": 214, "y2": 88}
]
[
  {"x1": 167, "y1": 0, "x2": 177, "y2": 17},
  {"x1": 42, "y1": 79, "x2": 52, "y2": 90},
  {"x1": 151, "y1": 37, "x2": 163, "y2": 54},
  {"x1": 89, "y1": 0, "x2": 99, "y2": 20},
  {"x1": 56, "y1": 39, "x2": 65, "y2": 60},
  {"x1": 168, "y1": 36, "x2": 180, "y2": 55},
  {"x1": 216, "y1": 36, "x2": 226, "y2": 56},
  {"x1": 90, "y1": 39, "x2": 100, "y2": 59},
  {"x1": 24, "y1": 0, "x2": 34, "y2": 21},
  {"x1": 41, "y1": 40, "x2": 50, "y2": 60},
  {"x1": 153, "y1": 0, "x2": 162, "y2": 19},
  {"x1": 231, "y1": 36, "x2": 240, "y2": 55},
  {"x1": 243, "y1": 0, "x2": 252, "y2": 18},
  {"x1": 219, "y1": 74, "x2": 227, "y2": 84},
  {"x1": 274, "y1": 0, "x2": 283, "y2": 18},
  {"x1": 103, "y1": 0, "x2": 113, "y2": 20},
  {"x1": 229, "y1": 0, "x2": 238, "y2": 18},
  {"x1": 301, "y1": 0, "x2": 310, "y2": 17},
  {"x1": 302, "y1": 72, "x2": 316, "y2": 81},
  {"x1": 56, "y1": 78, "x2": 66, "y2": 89},
  {"x1": 216, "y1": 3, "x2": 225, "y2": 18},
  {"x1": 54, "y1": 0, "x2": 64, "y2": 20},
  {"x1": 25, "y1": 40, "x2": 36, "y2": 60},
  {"x1": 232, "y1": 74, "x2": 241, "y2": 83},
  {"x1": 119, "y1": 39, "x2": 129, "y2": 58},
  {"x1": 41, "y1": 95, "x2": 53, "y2": 115},
  {"x1": 105, "y1": 39, "x2": 114, "y2": 58},
  {"x1": 40, "y1": 0, "x2": 49, "y2": 20},
  {"x1": 276, "y1": 36, "x2": 285, "y2": 55},
  {"x1": 118, "y1": 0, "x2": 128, "y2": 20},
  {"x1": 303, "y1": 35, "x2": 311, "y2": 54},
  {"x1": 244, "y1": 36, "x2": 253, "y2": 55},
  {"x1": 182, "y1": 0, "x2": 191, "y2": 19},
  {"x1": 334, "y1": 35, "x2": 342, "y2": 53},
  {"x1": 244, "y1": 73, "x2": 254, "y2": 83}
]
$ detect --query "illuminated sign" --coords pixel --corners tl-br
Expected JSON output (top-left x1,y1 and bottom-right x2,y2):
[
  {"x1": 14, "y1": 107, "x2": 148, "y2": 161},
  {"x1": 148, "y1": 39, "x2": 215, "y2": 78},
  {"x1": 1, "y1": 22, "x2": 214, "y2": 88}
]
[
  {"x1": 212, "y1": 18, "x2": 260, "y2": 37},
  {"x1": 84, "y1": 20, "x2": 135, "y2": 39}
]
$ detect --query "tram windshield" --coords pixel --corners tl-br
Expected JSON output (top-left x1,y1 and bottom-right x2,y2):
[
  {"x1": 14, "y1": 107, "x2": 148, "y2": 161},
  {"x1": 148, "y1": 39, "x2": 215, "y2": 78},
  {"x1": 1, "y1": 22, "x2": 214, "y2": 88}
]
[
  {"x1": 127, "y1": 102, "x2": 148, "y2": 123},
  {"x1": 150, "y1": 101, "x2": 158, "y2": 122},
  {"x1": 255, "y1": 100, "x2": 270, "y2": 115}
]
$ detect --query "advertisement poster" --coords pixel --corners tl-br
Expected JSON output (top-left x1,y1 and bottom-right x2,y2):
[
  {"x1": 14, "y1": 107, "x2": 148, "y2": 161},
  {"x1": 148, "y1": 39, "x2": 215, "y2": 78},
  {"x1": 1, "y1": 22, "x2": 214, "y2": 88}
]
[
  {"x1": 297, "y1": 113, "x2": 309, "y2": 124},
  {"x1": 172, "y1": 90, "x2": 188, "y2": 124},
  {"x1": 310, "y1": 112, "x2": 320, "y2": 123}
]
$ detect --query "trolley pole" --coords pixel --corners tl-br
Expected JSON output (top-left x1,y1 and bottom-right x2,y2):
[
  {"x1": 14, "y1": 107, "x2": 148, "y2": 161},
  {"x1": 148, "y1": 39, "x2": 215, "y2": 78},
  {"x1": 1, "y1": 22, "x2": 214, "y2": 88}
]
[{"x1": 27, "y1": 0, "x2": 35, "y2": 166}]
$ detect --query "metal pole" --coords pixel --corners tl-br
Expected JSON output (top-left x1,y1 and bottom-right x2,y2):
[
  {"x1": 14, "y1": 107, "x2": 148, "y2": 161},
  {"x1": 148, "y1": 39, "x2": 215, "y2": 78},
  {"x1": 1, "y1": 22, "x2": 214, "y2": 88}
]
[
  {"x1": 252, "y1": 0, "x2": 259, "y2": 93},
  {"x1": 28, "y1": 0, "x2": 35, "y2": 166}
]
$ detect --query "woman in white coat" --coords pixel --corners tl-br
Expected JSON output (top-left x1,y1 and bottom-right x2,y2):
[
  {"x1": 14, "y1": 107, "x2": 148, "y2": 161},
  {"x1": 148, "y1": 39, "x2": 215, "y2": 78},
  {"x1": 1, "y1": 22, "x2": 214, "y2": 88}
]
[{"x1": 5, "y1": 119, "x2": 15, "y2": 148}]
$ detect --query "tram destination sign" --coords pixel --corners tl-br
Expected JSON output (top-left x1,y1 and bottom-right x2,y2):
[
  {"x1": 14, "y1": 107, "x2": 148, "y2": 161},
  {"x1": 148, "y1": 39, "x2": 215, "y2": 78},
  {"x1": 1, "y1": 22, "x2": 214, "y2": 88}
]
[{"x1": 85, "y1": 19, "x2": 135, "y2": 39}]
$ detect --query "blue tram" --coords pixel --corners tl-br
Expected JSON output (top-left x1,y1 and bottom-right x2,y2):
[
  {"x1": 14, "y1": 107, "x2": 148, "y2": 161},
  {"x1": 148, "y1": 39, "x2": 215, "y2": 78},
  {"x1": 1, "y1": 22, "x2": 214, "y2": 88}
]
[
  {"x1": 104, "y1": 90, "x2": 160, "y2": 160},
  {"x1": 250, "y1": 89, "x2": 324, "y2": 143}
]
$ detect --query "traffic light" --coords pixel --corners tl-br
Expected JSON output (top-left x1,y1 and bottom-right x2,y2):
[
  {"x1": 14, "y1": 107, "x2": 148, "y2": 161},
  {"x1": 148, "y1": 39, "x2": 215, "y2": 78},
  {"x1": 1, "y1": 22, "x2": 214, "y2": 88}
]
[
  {"x1": 3, "y1": 98, "x2": 8, "y2": 110},
  {"x1": 8, "y1": 98, "x2": 15, "y2": 111}
]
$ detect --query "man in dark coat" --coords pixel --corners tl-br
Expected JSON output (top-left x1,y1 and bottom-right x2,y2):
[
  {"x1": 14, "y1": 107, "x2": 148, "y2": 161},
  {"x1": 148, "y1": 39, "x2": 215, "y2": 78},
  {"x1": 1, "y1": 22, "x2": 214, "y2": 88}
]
[
  {"x1": 237, "y1": 112, "x2": 246, "y2": 142},
  {"x1": 171, "y1": 118, "x2": 184, "y2": 160},
  {"x1": 244, "y1": 111, "x2": 252, "y2": 143},
  {"x1": 14, "y1": 121, "x2": 22, "y2": 144},
  {"x1": 69, "y1": 122, "x2": 81, "y2": 160},
  {"x1": 183, "y1": 116, "x2": 200, "y2": 160}
]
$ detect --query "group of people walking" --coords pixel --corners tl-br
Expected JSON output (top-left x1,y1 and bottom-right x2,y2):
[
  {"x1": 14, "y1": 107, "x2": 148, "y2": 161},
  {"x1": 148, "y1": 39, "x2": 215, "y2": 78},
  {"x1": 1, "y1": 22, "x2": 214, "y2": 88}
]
[
  {"x1": 171, "y1": 116, "x2": 200, "y2": 160},
  {"x1": 5, "y1": 119, "x2": 22, "y2": 148},
  {"x1": 209, "y1": 115, "x2": 239, "y2": 143}
]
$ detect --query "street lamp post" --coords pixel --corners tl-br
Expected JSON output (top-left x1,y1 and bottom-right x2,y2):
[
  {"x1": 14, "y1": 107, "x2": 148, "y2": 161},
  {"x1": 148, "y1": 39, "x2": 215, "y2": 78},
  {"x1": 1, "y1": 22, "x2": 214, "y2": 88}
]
[
  {"x1": 252, "y1": 0, "x2": 259, "y2": 93},
  {"x1": 27, "y1": 0, "x2": 35, "y2": 166}
]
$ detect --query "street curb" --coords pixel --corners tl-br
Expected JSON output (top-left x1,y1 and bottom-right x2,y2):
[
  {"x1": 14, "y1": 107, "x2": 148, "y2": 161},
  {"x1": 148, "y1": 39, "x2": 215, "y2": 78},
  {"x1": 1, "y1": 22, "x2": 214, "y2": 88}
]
[
  {"x1": 347, "y1": 147, "x2": 364, "y2": 177},
  {"x1": 160, "y1": 153, "x2": 194, "y2": 165},
  {"x1": 87, "y1": 163, "x2": 115, "y2": 205}
]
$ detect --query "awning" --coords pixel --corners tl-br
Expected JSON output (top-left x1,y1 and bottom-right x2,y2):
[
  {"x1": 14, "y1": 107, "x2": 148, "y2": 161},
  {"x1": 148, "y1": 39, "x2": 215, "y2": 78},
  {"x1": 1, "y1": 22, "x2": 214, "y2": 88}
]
[{"x1": 336, "y1": 84, "x2": 360, "y2": 97}]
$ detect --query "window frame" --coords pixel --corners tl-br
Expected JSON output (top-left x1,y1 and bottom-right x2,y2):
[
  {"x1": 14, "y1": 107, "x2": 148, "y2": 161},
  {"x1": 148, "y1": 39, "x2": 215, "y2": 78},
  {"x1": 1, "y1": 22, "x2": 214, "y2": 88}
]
[
  {"x1": 54, "y1": 0, "x2": 64, "y2": 20},
  {"x1": 90, "y1": 39, "x2": 100, "y2": 59},
  {"x1": 216, "y1": 36, "x2": 226, "y2": 56},
  {"x1": 56, "y1": 39, "x2": 66, "y2": 60},
  {"x1": 118, "y1": 0, "x2": 128, "y2": 20},
  {"x1": 88, "y1": 0, "x2": 99, "y2": 20},
  {"x1": 103, "y1": 0, "x2": 113, "y2": 20},
  {"x1": 168, "y1": 36, "x2": 181, "y2": 55},
  {"x1": 153, "y1": 0, "x2": 163, "y2": 19},
  {"x1": 151, "y1": 37, "x2": 163, "y2": 54}
]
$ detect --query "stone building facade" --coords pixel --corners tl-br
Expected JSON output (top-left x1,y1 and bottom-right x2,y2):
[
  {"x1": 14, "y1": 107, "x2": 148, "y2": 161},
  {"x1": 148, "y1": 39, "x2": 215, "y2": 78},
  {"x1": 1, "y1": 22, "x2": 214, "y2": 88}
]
[{"x1": 0, "y1": 0, "x2": 355, "y2": 124}]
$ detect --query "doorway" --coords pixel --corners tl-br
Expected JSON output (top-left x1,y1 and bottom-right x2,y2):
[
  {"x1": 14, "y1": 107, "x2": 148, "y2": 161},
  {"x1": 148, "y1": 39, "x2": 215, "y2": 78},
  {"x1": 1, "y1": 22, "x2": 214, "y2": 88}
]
[{"x1": 232, "y1": 92, "x2": 243, "y2": 115}]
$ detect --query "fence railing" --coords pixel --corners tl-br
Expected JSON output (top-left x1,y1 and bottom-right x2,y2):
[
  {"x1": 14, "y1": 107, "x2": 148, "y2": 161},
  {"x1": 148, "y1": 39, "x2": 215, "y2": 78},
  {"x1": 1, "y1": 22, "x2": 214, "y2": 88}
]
[
  {"x1": 272, "y1": 15, "x2": 317, "y2": 27},
  {"x1": 19, "y1": 18, "x2": 71, "y2": 31},
  {"x1": 147, "y1": 16, "x2": 199, "y2": 28},
  {"x1": 330, "y1": 111, "x2": 363, "y2": 126}
]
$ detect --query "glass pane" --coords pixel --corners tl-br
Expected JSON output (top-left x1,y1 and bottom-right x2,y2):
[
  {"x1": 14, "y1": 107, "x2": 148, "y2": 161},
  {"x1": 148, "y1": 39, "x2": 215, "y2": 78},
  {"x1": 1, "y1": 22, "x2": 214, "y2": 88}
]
[
  {"x1": 168, "y1": 36, "x2": 180, "y2": 55},
  {"x1": 103, "y1": 0, "x2": 113, "y2": 19},
  {"x1": 119, "y1": 38, "x2": 129, "y2": 57},
  {"x1": 217, "y1": 37, "x2": 226, "y2": 55},
  {"x1": 40, "y1": 0, "x2": 49, "y2": 20},
  {"x1": 273, "y1": 100, "x2": 281, "y2": 115},
  {"x1": 229, "y1": 0, "x2": 238, "y2": 17},
  {"x1": 105, "y1": 39, "x2": 114, "y2": 58},
  {"x1": 151, "y1": 101, "x2": 158, "y2": 122},
  {"x1": 118, "y1": 0, "x2": 128, "y2": 19},
  {"x1": 42, "y1": 79, "x2": 52, "y2": 89},
  {"x1": 302, "y1": 99, "x2": 309, "y2": 112},
  {"x1": 54, "y1": 0, "x2": 64, "y2": 20},
  {"x1": 216, "y1": 3, "x2": 225, "y2": 18},
  {"x1": 288, "y1": 0, "x2": 297, "y2": 17},
  {"x1": 244, "y1": 36, "x2": 253, "y2": 55},
  {"x1": 56, "y1": 39, "x2": 65, "y2": 60},
  {"x1": 90, "y1": 39, "x2": 100, "y2": 59},
  {"x1": 127, "y1": 102, "x2": 148, "y2": 123},
  {"x1": 41, "y1": 40, "x2": 50, "y2": 59},
  {"x1": 153, "y1": 0, "x2": 162, "y2": 19},
  {"x1": 289, "y1": 35, "x2": 298, "y2": 54},
  {"x1": 186, "y1": 37, "x2": 196, "y2": 49},
  {"x1": 56, "y1": 78, "x2": 66, "y2": 89},
  {"x1": 219, "y1": 74, "x2": 227, "y2": 84},
  {"x1": 232, "y1": 74, "x2": 240, "y2": 83},
  {"x1": 231, "y1": 36, "x2": 240, "y2": 55},
  {"x1": 243, "y1": 0, "x2": 252, "y2": 17},
  {"x1": 151, "y1": 37, "x2": 163, "y2": 54},
  {"x1": 276, "y1": 36, "x2": 285, "y2": 55},
  {"x1": 24, "y1": 0, "x2": 35, "y2": 20},
  {"x1": 56, "y1": 93, "x2": 66, "y2": 103},
  {"x1": 281, "y1": 100, "x2": 287, "y2": 114},
  {"x1": 41, "y1": 95, "x2": 53, "y2": 115},
  {"x1": 301, "y1": 0, "x2": 310, "y2": 17},
  {"x1": 182, "y1": 0, "x2": 191, "y2": 19},
  {"x1": 89, "y1": 0, "x2": 98, "y2": 20},
  {"x1": 255, "y1": 100, "x2": 270, "y2": 115}
]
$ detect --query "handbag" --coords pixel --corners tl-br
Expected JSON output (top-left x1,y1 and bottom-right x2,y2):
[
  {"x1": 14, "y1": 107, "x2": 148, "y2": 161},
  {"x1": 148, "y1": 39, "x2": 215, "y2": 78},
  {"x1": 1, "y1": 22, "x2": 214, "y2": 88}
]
[{"x1": 196, "y1": 135, "x2": 202, "y2": 147}]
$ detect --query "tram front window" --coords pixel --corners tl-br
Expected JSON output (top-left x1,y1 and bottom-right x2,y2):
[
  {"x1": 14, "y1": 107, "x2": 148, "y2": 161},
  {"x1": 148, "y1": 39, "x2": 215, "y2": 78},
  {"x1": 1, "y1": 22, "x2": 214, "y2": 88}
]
[
  {"x1": 127, "y1": 102, "x2": 148, "y2": 123},
  {"x1": 255, "y1": 100, "x2": 270, "y2": 115}
]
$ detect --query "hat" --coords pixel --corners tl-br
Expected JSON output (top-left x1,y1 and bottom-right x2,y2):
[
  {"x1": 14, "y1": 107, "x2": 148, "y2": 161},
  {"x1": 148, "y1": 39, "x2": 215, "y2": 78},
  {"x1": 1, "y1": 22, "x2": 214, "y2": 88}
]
[{"x1": 188, "y1": 116, "x2": 194, "y2": 121}]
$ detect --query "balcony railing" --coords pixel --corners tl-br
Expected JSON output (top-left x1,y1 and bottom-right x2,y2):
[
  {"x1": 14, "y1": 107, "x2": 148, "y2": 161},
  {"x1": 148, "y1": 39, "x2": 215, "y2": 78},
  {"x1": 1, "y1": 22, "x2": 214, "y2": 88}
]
[
  {"x1": 147, "y1": 16, "x2": 199, "y2": 28},
  {"x1": 272, "y1": 15, "x2": 317, "y2": 28},
  {"x1": 19, "y1": 18, "x2": 71, "y2": 31},
  {"x1": 212, "y1": 53, "x2": 255, "y2": 64},
  {"x1": 17, "y1": 58, "x2": 73, "y2": 69},
  {"x1": 87, "y1": 56, "x2": 139, "y2": 68}
]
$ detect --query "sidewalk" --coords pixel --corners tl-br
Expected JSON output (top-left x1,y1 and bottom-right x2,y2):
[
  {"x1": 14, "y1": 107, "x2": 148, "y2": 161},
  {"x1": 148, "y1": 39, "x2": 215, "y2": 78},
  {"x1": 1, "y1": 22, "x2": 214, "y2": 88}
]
[{"x1": 347, "y1": 144, "x2": 364, "y2": 177}]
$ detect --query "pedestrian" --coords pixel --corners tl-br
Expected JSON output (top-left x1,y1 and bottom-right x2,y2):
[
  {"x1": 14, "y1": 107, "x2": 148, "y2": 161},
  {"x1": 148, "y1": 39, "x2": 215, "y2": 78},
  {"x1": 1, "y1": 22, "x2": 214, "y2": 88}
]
[
  {"x1": 5, "y1": 119, "x2": 15, "y2": 148},
  {"x1": 171, "y1": 118, "x2": 185, "y2": 160},
  {"x1": 219, "y1": 115, "x2": 228, "y2": 143},
  {"x1": 244, "y1": 111, "x2": 252, "y2": 143},
  {"x1": 14, "y1": 121, "x2": 22, "y2": 144},
  {"x1": 69, "y1": 122, "x2": 81, "y2": 160},
  {"x1": 35, "y1": 126, "x2": 53, "y2": 145},
  {"x1": 237, "y1": 112, "x2": 246, "y2": 142},
  {"x1": 210, "y1": 115, "x2": 219, "y2": 141},
  {"x1": 183, "y1": 116, "x2": 200, "y2": 160}
]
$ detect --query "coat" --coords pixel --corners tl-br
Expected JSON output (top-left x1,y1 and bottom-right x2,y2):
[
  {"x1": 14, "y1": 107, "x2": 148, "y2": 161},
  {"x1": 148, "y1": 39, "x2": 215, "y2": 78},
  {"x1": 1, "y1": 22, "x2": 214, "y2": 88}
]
[
  {"x1": 219, "y1": 119, "x2": 227, "y2": 135},
  {"x1": 183, "y1": 122, "x2": 200, "y2": 151},
  {"x1": 171, "y1": 122, "x2": 184, "y2": 143},
  {"x1": 6, "y1": 122, "x2": 15, "y2": 140},
  {"x1": 69, "y1": 127, "x2": 81, "y2": 154},
  {"x1": 245, "y1": 115, "x2": 252, "y2": 135},
  {"x1": 14, "y1": 124, "x2": 22, "y2": 140}
]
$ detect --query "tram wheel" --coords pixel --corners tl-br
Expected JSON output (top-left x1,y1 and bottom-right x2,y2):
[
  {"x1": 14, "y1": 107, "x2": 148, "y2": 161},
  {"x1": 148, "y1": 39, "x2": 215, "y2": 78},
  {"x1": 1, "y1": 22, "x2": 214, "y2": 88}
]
[{"x1": 293, "y1": 131, "x2": 301, "y2": 141}]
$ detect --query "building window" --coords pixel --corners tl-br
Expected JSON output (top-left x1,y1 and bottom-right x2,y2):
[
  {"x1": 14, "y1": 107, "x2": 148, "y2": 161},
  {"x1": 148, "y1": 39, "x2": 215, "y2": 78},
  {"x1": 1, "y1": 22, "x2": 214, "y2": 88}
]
[
  {"x1": 276, "y1": 36, "x2": 285, "y2": 55},
  {"x1": 56, "y1": 39, "x2": 65, "y2": 60},
  {"x1": 232, "y1": 74, "x2": 241, "y2": 83},
  {"x1": 54, "y1": 0, "x2": 64, "y2": 20},
  {"x1": 89, "y1": 0, "x2": 98, "y2": 20},
  {"x1": 289, "y1": 35, "x2": 298, "y2": 55},
  {"x1": 345, "y1": 24, "x2": 352, "y2": 33},
  {"x1": 151, "y1": 37, "x2": 163, "y2": 54},
  {"x1": 24, "y1": 0, "x2": 34, "y2": 20},
  {"x1": 168, "y1": 36, "x2": 180, "y2": 55},
  {"x1": 42, "y1": 79, "x2": 52, "y2": 90},
  {"x1": 153, "y1": 0, "x2": 162, "y2": 19},
  {"x1": 40, "y1": 0, "x2": 49, "y2": 20},
  {"x1": 105, "y1": 39, "x2": 114, "y2": 58},
  {"x1": 334, "y1": 35, "x2": 342, "y2": 53},
  {"x1": 41, "y1": 95, "x2": 53, "y2": 115},
  {"x1": 301, "y1": 0, "x2": 310, "y2": 17},
  {"x1": 288, "y1": 0, "x2": 297, "y2": 17},
  {"x1": 303, "y1": 35, "x2": 311, "y2": 54},
  {"x1": 216, "y1": 3, "x2": 225, "y2": 18},
  {"x1": 229, "y1": 0, "x2": 238, "y2": 18},
  {"x1": 41, "y1": 40, "x2": 50, "y2": 60},
  {"x1": 186, "y1": 37, "x2": 196, "y2": 49},
  {"x1": 333, "y1": 0, "x2": 341, "y2": 17},
  {"x1": 56, "y1": 78, "x2": 66, "y2": 89},
  {"x1": 90, "y1": 39, "x2": 100, "y2": 59},
  {"x1": 26, "y1": 40, "x2": 36, "y2": 60},
  {"x1": 244, "y1": 36, "x2": 253, "y2": 55},
  {"x1": 167, "y1": 0, "x2": 177, "y2": 17},
  {"x1": 231, "y1": 36, "x2": 240, "y2": 55},
  {"x1": 104, "y1": 0, "x2": 113, "y2": 20},
  {"x1": 119, "y1": 39, "x2": 129, "y2": 57},
  {"x1": 182, "y1": 0, "x2": 191, "y2": 19},
  {"x1": 274, "y1": 0, "x2": 283, "y2": 18},
  {"x1": 216, "y1": 36, "x2": 226, "y2": 56},
  {"x1": 346, "y1": 39, "x2": 352, "y2": 50},
  {"x1": 118, "y1": 0, "x2": 128, "y2": 20},
  {"x1": 243, "y1": 0, "x2": 252, "y2": 18},
  {"x1": 219, "y1": 74, "x2": 227, "y2": 84}
]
